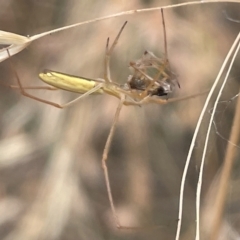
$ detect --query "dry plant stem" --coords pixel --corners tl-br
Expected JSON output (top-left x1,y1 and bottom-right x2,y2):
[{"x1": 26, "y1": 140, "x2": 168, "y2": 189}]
[
  {"x1": 209, "y1": 95, "x2": 240, "y2": 239},
  {"x1": 175, "y1": 32, "x2": 240, "y2": 240},
  {"x1": 209, "y1": 91, "x2": 240, "y2": 240},
  {"x1": 196, "y1": 38, "x2": 240, "y2": 240},
  {"x1": 30, "y1": 1, "x2": 240, "y2": 42},
  {"x1": 2, "y1": 1, "x2": 240, "y2": 63}
]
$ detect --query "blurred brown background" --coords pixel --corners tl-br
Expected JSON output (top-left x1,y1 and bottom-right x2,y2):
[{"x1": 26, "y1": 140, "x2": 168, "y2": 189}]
[{"x1": 0, "y1": 0, "x2": 240, "y2": 239}]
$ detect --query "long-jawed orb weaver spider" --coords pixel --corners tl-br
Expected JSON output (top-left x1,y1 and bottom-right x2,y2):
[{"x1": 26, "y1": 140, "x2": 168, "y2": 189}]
[{"x1": 5, "y1": 9, "x2": 204, "y2": 230}]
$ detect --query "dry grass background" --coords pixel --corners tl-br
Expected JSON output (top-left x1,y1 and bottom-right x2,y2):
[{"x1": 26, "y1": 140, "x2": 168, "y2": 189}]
[{"x1": 0, "y1": 0, "x2": 239, "y2": 240}]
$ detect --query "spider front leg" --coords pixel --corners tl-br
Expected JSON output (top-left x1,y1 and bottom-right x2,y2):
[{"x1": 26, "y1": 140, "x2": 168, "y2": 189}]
[{"x1": 104, "y1": 21, "x2": 127, "y2": 83}]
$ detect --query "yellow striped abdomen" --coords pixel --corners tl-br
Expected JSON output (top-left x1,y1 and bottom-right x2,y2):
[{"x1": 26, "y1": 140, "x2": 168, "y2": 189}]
[{"x1": 39, "y1": 70, "x2": 104, "y2": 94}]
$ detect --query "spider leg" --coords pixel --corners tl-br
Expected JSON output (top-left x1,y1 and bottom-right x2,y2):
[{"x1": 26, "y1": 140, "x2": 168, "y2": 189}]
[
  {"x1": 145, "y1": 89, "x2": 209, "y2": 105},
  {"x1": 101, "y1": 94, "x2": 124, "y2": 228},
  {"x1": 104, "y1": 21, "x2": 127, "y2": 83},
  {"x1": 141, "y1": 9, "x2": 170, "y2": 97},
  {"x1": 123, "y1": 89, "x2": 209, "y2": 106},
  {"x1": 161, "y1": 8, "x2": 168, "y2": 61},
  {"x1": 6, "y1": 49, "x2": 104, "y2": 109},
  {"x1": 0, "y1": 82, "x2": 58, "y2": 91},
  {"x1": 102, "y1": 94, "x2": 151, "y2": 230}
]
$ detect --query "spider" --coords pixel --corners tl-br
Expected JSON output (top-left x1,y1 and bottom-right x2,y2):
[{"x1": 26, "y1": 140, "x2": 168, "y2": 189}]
[{"x1": 5, "y1": 9, "x2": 204, "y2": 230}]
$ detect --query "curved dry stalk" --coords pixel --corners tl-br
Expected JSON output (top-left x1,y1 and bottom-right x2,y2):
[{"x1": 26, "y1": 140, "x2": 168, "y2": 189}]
[
  {"x1": 209, "y1": 90, "x2": 240, "y2": 240},
  {"x1": 30, "y1": 0, "x2": 240, "y2": 42},
  {"x1": 1, "y1": 1, "x2": 240, "y2": 62},
  {"x1": 175, "y1": 32, "x2": 240, "y2": 240},
  {"x1": 196, "y1": 36, "x2": 240, "y2": 240},
  {"x1": 210, "y1": 75, "x2": 240, "y2": 238}
]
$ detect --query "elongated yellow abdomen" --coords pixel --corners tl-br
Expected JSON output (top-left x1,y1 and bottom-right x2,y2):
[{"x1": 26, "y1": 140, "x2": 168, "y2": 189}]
[{"x1": 39, "y1": 70, "x2": 104, "y2": 94}]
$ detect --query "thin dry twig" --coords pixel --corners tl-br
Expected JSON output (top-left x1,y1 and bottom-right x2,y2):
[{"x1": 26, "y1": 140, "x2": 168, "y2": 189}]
[
  {"x1": 209, "y1": 92, "x2": 240, "y2": 239},
  {"x1": 196, "y1": 36, "x2": 240, "y2": 240},
  {"x1": 175, "y1": 32, "x2": 240, "y2": 240},
  {"x1": 1, "y1": 1, "x2": 240, "y2": 62}
]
